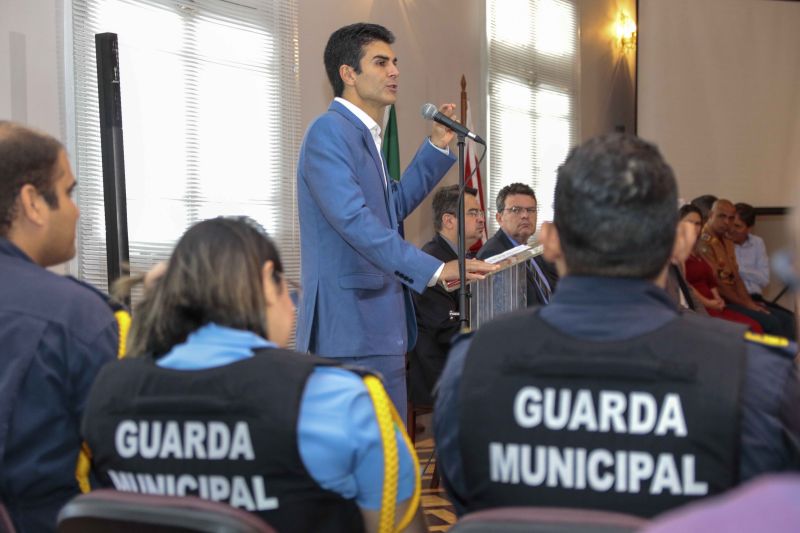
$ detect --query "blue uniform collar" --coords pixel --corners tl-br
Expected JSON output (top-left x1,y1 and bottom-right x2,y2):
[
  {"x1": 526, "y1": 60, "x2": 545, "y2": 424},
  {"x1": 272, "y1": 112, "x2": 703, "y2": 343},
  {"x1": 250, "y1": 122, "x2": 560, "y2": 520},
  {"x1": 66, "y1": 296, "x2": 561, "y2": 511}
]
[
  {"x1": 539, "y1": 276, "x2": 679, "y2": 341},
  {"x1": 157, "y1": 323, "x2": 277, "y2": 370},
  {"x1": 0, "y1": 237, "x2": 35, "y2": 263}
]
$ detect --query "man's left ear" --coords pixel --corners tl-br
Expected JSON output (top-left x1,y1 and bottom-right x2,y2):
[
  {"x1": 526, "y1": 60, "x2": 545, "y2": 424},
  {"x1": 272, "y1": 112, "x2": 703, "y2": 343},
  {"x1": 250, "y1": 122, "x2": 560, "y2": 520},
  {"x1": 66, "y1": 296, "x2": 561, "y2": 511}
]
[
  {"x1": 540, "y1": 222, "x2": 565, "y2": 274},
  {"x1": 261, "y1": 260, "x2": 279, "y2": 306},
  {"x1": 16, "y1": 184, "x2": 48, "y2": 227}
]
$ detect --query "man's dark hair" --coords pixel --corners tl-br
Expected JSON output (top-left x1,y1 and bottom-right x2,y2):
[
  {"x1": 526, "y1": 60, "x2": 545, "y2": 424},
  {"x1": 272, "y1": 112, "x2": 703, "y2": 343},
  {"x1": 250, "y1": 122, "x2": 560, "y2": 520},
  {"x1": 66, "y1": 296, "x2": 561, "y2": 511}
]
[
  {"x1": 679, "y1": 203, "x2": 702, "y2": 221},
  {"x1": 433, "y1": 184, "x2": 477, "y2": 232},
  {"x1": 735, "y1": 202, "x2": 756, "y2": 228},
  {"x1": 0, "y1": 121, "x2": 62, "y2": 236},
  {"x1": 690, "y1": 194, "x2": 718, "y2": 222},
  {"x1": 496, "y1": 182, "x2": 537, "y2": 213},
  {"x1": 554, "y1": 133, "x2": 678, "y2": 279},
  {"x1": 324, "y1": 23, "x2": 395, "y2": 98}
]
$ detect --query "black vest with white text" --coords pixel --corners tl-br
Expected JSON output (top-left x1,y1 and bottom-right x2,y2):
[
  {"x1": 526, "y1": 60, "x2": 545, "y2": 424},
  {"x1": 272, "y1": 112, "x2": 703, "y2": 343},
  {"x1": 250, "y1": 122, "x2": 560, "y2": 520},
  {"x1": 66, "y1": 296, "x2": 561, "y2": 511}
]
[
  {"x1": 458, "y1": 310, "x2": 745, "y2": 517},
  {"x1": 83, "y1": 348, "x2": 364, "y2": 533}
]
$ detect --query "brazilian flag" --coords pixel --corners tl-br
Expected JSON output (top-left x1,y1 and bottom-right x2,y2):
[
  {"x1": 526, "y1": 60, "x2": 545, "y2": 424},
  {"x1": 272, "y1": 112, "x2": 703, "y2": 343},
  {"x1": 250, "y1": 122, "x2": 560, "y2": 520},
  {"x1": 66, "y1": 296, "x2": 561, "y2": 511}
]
[
  {"x1": 381, "y1": 104, "x2": 403, "y2": 236},
  {"x1": 381, "y1": 104, "x2": 401, "y2": 181}
]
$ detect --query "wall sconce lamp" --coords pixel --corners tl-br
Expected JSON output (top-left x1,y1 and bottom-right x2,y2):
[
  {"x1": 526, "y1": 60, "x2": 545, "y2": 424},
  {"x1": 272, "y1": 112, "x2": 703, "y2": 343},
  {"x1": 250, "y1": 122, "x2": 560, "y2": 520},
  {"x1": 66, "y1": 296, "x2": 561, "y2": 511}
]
[{"x1": 615, "y1": 13, "x2": 637, "y2": 52}]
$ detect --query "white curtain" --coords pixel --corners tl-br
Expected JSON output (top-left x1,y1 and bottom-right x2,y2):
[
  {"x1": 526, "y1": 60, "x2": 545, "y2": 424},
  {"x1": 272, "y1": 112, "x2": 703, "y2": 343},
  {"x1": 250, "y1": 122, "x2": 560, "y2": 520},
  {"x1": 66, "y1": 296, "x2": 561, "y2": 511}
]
[
  {"x1": 70, "y1": 0, "x2": 300, "y2": 292},
  {"x1": 487, "y1": 0, "x2": 579, "y2": 236}
]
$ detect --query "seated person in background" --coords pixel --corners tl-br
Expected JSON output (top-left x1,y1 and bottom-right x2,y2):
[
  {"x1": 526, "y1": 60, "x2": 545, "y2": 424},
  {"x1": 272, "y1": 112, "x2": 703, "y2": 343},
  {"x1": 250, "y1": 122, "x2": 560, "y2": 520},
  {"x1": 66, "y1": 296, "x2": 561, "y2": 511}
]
[
  {"x1": 434, "y1": 133, "x2": 800, "y2": 518},
  {"x1": 82, "y1": 217, "x2": 426, "y2": 533},
  {"x1": 0, "y1": 121, "x2": 119, "y2": 532},
  {"x1": 690, "y1": 194, "x2": 718, "y2": 225},
  {"x1": 665, "y1": 204, "x2": 708, "y2": 315},
  {"x1": 681, "y1": 204, "x2": 763, "y2": 331},
  {"x1": 477, "y1": 182, "x2": 558, "y2": 306},
  {"x1": 698, "y1": 200, "x2": 795, "y2": 339},
  {"x1": 408, "y1": 185, "x2": 484, "y2": 407},
  {"x1": 731, "y1": 203, "x2": 769, "y2": 296},
  {"x1": 732, "y1": 202, "x2": 796, "y2": 323}
]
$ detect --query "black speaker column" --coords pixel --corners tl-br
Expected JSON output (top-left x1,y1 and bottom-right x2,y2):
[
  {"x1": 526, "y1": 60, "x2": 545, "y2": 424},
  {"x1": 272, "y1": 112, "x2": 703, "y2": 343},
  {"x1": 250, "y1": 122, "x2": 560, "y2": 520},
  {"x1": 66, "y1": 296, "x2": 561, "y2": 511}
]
[{"x1": 95, "y1": 32, "x2": 130, "y2": 291}]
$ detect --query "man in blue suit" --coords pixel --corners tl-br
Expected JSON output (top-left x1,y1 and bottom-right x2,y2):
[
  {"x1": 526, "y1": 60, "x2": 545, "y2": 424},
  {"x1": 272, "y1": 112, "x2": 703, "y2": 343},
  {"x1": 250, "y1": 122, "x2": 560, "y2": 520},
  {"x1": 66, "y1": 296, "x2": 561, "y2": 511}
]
[{"x1": 297, "y1": 23, "x2": 495, "y2": 420}]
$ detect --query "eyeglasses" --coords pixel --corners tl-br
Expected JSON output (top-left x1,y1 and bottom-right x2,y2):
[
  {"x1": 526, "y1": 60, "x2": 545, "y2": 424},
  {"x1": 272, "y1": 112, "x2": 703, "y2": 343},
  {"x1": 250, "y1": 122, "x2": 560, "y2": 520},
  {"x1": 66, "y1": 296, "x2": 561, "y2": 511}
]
[
  {"x1": 446, "y1": 209, "x2": 486, "y2": 219},
  {"x1": 501, "y1": 206, "x2": 537, "y2": 215}
]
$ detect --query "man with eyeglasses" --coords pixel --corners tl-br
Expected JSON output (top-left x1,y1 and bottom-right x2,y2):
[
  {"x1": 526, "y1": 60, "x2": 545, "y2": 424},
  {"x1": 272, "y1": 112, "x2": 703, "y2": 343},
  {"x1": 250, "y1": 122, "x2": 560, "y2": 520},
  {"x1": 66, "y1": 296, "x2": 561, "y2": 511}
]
[
  {"x1": 477, "y1": 182, "x2": 558, "y2": 306},
  {"x1": 408, "y1": 185, "x2": 485, "y2": 406}
]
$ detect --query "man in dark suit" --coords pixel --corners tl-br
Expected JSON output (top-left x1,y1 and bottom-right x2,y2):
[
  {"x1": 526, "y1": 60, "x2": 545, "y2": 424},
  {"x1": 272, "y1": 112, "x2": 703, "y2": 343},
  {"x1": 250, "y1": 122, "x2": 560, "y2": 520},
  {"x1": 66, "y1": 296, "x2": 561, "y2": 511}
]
[
  {"x1": 408, "y1": 185, "x2": 485, "y2": 405},
  {"x1": 477, "y1": 182, "x2": 558, "y2": 306}
]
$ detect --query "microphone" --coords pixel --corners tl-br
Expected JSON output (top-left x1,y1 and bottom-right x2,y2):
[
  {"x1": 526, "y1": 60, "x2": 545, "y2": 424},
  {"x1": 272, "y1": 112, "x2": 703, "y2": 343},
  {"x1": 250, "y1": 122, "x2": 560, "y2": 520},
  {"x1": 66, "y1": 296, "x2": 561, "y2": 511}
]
[{"x1": 420, "y1": 103, "x2": 485, "y2": 145}]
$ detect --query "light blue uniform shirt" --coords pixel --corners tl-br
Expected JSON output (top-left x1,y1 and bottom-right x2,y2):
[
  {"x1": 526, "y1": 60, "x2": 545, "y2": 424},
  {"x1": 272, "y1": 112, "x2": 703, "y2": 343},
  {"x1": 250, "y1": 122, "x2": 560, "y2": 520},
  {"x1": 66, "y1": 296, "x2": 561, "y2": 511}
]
[{"x1": 157, "y1": 323, "x2": 415, "y2": 509}]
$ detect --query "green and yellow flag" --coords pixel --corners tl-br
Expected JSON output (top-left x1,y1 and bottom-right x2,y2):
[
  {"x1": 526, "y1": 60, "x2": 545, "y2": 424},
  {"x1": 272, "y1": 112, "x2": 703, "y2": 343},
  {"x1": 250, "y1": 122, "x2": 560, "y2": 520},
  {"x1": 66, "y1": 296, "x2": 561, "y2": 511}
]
[
  {"x1": 382, "y1": 104, "x2": 403, "y2": 236},
  {"x1": 382, "y1": 104, "x2": 401, "y2": 182}
]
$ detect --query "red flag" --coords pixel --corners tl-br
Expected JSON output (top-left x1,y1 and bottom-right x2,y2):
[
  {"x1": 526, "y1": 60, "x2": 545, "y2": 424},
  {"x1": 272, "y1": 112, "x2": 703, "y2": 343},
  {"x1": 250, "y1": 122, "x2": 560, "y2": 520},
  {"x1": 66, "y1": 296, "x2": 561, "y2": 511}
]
[{"x1": 464, "y1": 100, "x2": 487, "y2": 253}]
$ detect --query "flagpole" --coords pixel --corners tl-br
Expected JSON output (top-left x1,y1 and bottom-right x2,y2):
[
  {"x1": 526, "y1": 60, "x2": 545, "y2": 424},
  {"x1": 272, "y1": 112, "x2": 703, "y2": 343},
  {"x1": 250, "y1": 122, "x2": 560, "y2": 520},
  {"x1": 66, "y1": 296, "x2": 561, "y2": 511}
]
[{"x1": 456, "y1": 132, "x2": 469, "y2": 333}]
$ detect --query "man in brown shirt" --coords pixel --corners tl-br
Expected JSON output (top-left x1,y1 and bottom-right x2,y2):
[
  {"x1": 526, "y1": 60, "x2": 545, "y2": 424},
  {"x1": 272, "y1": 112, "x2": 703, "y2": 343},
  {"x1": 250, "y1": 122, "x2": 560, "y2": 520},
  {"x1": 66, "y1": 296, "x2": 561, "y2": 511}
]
[{"x1": 698, "y1": 199, "x2": 794, "y2": 339}]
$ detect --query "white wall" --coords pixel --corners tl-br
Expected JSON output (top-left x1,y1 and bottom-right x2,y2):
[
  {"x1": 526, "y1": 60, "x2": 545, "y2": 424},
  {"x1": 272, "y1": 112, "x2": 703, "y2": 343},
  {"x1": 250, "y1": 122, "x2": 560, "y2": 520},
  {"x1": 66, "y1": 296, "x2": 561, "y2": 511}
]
[
  {"x1": 638, "y1": 0, "x2": 800, "y2": 207},
  {"x1": 0, "y1": 0, "x2": 64, "y2": 140},
  {"x1": 578, "y1": 0, "x2": 636, "y2": 140}
]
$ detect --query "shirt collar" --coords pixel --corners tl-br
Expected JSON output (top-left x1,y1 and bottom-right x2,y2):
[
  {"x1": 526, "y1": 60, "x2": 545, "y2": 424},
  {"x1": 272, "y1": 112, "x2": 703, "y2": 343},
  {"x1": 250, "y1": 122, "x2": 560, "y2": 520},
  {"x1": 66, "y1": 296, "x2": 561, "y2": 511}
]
[
  {"x1": 503, "y1": 229, "x2": 519, "y2": 246},
  {"x1": 335, "y1": 97, "x2": 381, "y2": 136},
  {"x1": 0, "y1": 237, "x2": 35, "y2": 264},
  {"x1": 157, "y1": 323, "x2": 276, "y2": 370}
]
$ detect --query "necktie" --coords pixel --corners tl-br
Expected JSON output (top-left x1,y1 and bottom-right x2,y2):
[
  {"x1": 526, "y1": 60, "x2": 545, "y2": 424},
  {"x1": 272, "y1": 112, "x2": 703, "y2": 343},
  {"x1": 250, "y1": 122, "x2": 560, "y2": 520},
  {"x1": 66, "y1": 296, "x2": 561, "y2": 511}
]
[{"x1": 528, "y1": 260, "x2": 552, "y2": 304}]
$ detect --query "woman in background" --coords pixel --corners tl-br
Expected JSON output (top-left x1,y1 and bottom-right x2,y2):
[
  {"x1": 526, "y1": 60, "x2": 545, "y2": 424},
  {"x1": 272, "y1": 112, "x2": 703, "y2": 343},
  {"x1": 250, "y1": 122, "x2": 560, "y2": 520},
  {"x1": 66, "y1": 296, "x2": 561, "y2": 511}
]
[
  {"x1": 681, "y1": 204, "x2": 763, "y2": 332},
  {"x1": 81, "y1": 217, "x2": 425, "y2": 533}
]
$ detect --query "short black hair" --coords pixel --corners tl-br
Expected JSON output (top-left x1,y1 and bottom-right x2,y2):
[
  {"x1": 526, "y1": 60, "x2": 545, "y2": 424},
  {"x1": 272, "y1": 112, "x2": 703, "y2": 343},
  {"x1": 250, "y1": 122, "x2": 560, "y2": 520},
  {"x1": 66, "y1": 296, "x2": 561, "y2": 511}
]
[
  {"x1": 0, "y1": 121, "x2": 62, "y2": 236},
  {"x1": 432, "y1": 184, "x2": 477, "y2": 232},
  {"x1": 324, "y1": 23, "x2": 395, "y2": 98},
  {"x1": 496, "y1": 182, "x2": 536, "y2": 213},
  {"x1": 735, "y1": 202, "x2": 756, "y2": 227},
  {"x1": 690, "y1": 194, "x2": 718, "y2": 222},
  {"x1": 679, "y1": 203, "x2": 702, "y2": 221},
  {"x1": 554, "y1": 133, "x2": 678, "y2": 279}
]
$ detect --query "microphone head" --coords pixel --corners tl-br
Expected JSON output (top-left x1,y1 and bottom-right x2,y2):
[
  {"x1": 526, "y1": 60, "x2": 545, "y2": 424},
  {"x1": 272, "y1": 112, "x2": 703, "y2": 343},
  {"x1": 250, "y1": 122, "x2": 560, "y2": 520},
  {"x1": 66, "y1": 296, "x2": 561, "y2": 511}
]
[{"x1": 420, "y1": 103, "x2": 438, "y2": 120}]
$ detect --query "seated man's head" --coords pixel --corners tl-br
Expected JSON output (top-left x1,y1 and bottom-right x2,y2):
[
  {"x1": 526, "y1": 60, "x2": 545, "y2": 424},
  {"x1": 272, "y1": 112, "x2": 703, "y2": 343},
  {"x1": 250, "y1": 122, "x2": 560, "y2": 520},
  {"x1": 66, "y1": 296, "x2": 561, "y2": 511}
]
[
  {"x1": 129, "y1": 217, "x2": 295, "y2": 356},
  {"x1": 706, "y1": 199, "x2": 736, "y2": 239},
  {"x1": 432, "y1": 184, "x2": 484, "y2": 248},
  {"x1": 0, "y1": 121, "x2": 78, "y2": 267},
  {"x1": 730, "y1": 202, "x2": 756, "y2": 245},
  {"x1": 690, "y1": 194, "x2": 718, "y2": 225},
  {"x1": 495, "y1": 182, "x2": 538, "y2": 244},
  {"x1": 541, "y1": 133, "x2": 677, "y2": 280}
]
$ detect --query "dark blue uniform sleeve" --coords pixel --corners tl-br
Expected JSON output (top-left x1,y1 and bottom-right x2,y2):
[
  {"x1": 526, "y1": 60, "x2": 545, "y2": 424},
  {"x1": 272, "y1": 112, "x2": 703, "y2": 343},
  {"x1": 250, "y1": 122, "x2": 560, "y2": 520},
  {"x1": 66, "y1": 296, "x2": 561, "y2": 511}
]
[
  {"x1": 66, "y1": 320, "x2": 119, "y2": 419},
  {"x1": 739, "y1": 342, "x2": 800, "y2": 480},
  {"x1": 433, "y1": 334, "x2": 472, "y2": 516}
]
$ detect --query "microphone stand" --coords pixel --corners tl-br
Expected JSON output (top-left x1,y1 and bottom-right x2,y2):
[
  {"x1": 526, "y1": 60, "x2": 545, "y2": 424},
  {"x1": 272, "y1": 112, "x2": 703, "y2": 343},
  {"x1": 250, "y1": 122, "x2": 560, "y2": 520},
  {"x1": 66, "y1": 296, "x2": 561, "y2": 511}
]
[{"x1": 456, "y1": 132, "x2": 469, "y2": 332}]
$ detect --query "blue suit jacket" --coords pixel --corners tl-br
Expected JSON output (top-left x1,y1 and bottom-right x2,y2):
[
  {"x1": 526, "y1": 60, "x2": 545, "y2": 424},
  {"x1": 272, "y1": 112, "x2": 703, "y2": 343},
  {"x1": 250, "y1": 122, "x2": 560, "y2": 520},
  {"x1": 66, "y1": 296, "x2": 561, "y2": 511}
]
[{"x1": 296, "y1": 100, "x2": 456, "y2": 357}]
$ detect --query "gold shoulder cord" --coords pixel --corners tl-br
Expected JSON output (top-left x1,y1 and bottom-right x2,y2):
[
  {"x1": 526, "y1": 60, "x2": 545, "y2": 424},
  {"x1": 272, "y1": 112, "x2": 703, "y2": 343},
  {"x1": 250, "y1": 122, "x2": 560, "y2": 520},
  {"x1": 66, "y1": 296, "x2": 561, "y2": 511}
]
[
  {"x1": 75, "y1": 309, "x2": 132, "y2": 492},
  {"x1": 363, "y1": 375, "x2": 422, "y2": 533},
  {"x1": 114, "y1": 310, "x2": 132, "y2": 359}
]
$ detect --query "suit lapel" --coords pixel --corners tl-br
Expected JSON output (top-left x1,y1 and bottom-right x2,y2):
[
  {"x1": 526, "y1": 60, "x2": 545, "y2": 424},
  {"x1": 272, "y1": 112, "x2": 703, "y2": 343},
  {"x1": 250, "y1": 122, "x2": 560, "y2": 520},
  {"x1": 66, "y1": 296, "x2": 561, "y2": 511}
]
[{"x1": 329, "y1": 101, "x2": 394, "y2": 223}]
